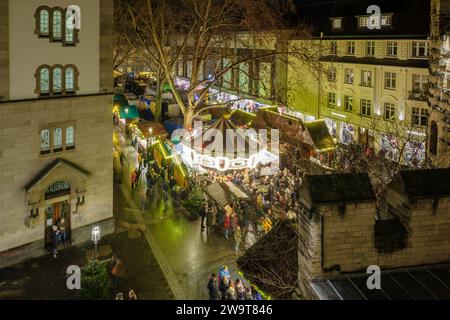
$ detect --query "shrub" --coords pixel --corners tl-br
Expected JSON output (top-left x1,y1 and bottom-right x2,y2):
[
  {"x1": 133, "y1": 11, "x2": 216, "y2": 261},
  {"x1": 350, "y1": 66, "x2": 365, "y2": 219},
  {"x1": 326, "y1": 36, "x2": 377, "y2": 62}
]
[
  {"x1": 181, "y1": 187, "x2": 204, "y2": 220},
  {"x1": 79, "y1": 260, "x2": 111, "y2": 300}
]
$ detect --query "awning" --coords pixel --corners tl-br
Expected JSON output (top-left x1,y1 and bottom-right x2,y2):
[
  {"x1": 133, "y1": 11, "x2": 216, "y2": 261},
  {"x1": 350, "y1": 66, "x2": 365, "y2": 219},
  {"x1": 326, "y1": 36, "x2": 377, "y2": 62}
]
[
  {"x1": 119, "y1": 104, "x2": 139, "y2": 119},
  {"x1": 304, "y1": 120, "x2": 335, "y2": 152}
]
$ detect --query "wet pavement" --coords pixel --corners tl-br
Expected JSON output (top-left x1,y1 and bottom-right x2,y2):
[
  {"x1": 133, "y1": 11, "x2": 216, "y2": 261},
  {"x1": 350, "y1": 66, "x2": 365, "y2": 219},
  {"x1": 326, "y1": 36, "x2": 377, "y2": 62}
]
[{"x1": 113, "y1": 127, "x2": 238, "y2": 300}]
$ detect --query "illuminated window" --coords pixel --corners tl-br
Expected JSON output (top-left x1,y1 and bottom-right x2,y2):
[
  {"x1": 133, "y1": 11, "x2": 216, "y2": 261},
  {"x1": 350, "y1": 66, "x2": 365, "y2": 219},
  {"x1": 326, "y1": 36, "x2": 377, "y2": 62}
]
[
  {"x1": 361, "y1": 70, "x2": 372, "y2": 86},
  {"x1": 36, "y1": 65, "x2": 78, "y2": 96},
  {"x1": 366, "y1": 41, "x2": 376, "y2": 56},
  {"x1": 361, "y1": 99, "x2": 372, "y2": 116},
  {"x1": 412, "y1": 107, "x2": 428, "y2": 127},
  {"x1": 385, "y1": 72, "x2": 397, "y2": 89},
  {"x1": 344, "y1": 69, "x2": 354, "y2": 84},
  {"x1": 344, "y1": 95, "x2": 353, "y2": 112},
  {"x1": 35, "y1": 7, "x2": 78, "y2": 46},
  {"x1": 328, "y1": 67, "x2": 337, "y2": 82},
  {"x1": 387, "y1": 42, "x2": 398, "y2": 57},
  {"x1": 327, "y1": 92, "x2": 336, "y2": 108},
  {"x1": 384, "y1": 103, "x2": 396, "y2": 121},
  {"x1": 347, "y1": 41, "x2": 355, "y2": 55},
  {"x1": 412, "y1": 41, "x2": 428, "y2": 58},
  {"x1": 330, "y1": 41, "x2": 338, "y2": 55},
  {"x1": 331, "y1": 18, "x2": 342, "y2": 30}
]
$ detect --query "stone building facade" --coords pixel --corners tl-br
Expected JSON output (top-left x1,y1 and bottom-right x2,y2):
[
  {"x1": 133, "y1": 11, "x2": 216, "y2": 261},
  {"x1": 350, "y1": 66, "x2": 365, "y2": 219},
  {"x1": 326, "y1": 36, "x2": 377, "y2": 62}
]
[
  {"x1": 428, "y1": 0, "x2": 450, "y2": 167},
  {"x1": 0, "y1": 0, "x2": 114, "y2": 267},
  {"x1": 298, "y1": 170, "x2": 450, "y2": 299}
]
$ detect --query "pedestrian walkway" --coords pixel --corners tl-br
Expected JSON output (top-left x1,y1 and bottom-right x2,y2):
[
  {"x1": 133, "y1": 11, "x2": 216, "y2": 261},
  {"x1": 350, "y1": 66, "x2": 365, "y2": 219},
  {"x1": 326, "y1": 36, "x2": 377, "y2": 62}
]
[{"x1": 113, "y1": 127, "x2": 239, "y2": 299}]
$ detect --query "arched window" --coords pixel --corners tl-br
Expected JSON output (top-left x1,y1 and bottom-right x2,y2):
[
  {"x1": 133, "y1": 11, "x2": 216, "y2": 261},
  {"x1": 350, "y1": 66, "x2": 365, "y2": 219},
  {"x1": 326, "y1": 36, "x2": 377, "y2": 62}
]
[
  {"x1": 38, "y1": 8, "x2": 50, "y2": 36},
  {"x1": 65, "y1": 26, "x2": 75, "y2": 45},
  {"x1": 65, "y1": 67, "x2": 74, "y2": 92},
  {"x1": 53, "y1": 67, "x2": 62, "y2": 93},
  {"x1": 40, "y1": 67, "x2": 50, "y2": 94},
  {"x1": 66, "y1": 126, "x2": 75, "y2": 150},
  {"x1": 40, "y1": 129, "x2": 50, "y2": 154},
  {"x1": 52, "y1": 10, "x2": 62, "y2": 40},
  {"x1": 430, "y1": 121, "x2": 438, "y2": 155}
]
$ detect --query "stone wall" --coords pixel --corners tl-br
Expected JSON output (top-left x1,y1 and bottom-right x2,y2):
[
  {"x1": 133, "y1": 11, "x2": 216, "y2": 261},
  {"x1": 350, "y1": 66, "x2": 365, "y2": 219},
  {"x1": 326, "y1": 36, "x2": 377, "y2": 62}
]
[
  {"x1": 0, "y1": 94, "x2": 113, "y2": 266},
  {"x1": 0, "y1": 0, "x2": 9, "y2": 100},
  {"x1": 298, "y1": 196, "x2": 450, "y2": 298}
]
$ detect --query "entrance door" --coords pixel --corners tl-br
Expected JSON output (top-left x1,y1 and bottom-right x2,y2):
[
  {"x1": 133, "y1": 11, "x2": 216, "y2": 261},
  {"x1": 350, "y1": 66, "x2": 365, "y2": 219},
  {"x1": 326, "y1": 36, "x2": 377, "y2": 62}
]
[{"x1": 45, "y1": 201, "x2": 71, "y2": 244}]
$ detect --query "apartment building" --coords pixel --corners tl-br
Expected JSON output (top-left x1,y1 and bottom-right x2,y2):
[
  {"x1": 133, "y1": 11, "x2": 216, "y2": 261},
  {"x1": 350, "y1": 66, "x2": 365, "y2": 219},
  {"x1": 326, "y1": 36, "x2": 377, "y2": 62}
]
[
  {"x1": 0, "y1": 0, "x2": 114, "y2": 267},
  {"x1": 429, "y1": 0, "x2": 450, "y2": 167},
  {"x1": 288, "y1": 0, "x2": 431, "y2": 165}
]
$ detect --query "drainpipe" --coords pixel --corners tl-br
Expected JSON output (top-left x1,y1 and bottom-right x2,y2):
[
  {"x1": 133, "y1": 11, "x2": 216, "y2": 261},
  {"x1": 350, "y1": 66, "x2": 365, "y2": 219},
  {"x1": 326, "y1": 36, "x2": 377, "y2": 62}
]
[
  {"x1": 321, "y1": 212, "x2": 324, "y2": 271},
  {"x1": 318, "y1": 32, "x2": 324, "y2": 120}
]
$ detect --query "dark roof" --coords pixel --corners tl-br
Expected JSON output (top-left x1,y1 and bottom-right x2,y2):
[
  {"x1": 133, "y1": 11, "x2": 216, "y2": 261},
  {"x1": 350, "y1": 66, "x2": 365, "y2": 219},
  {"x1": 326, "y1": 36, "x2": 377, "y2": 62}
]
[
  {"x1": 292, "y1": 0, "x2": 430, "y2": 39},
  {"x1": 311, "y1": 263, "x2": 450, "y2": 300},
  {"x1": 25, "y1": 158, "x2": 90, "y2": 192},
  {"x1": 305, "y1": 173, "x2": 376, "y2": 205},
  {"x1": 320, "y1": 55, "x2": 429, "y2": 68},
  {"x1": 397, "y1": 169, "x2": 450, "y2": 200}
]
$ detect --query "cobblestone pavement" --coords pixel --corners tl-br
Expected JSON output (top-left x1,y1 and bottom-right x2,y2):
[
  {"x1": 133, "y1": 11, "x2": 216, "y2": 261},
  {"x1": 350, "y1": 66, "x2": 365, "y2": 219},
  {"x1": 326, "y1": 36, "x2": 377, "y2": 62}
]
[{"x1": 113, "y1": 127, "x2": 239, "y2": 300}]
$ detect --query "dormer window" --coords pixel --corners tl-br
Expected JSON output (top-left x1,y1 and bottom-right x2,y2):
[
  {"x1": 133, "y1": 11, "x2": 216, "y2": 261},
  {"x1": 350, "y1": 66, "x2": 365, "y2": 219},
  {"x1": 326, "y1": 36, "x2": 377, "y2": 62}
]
[
  {"x1": 381, "y1": 14, "x2": 392, "y2": 26},
  {"x1": 359, "y1": 17, "x2": 369, "y2": 28},
  {"x1": 331, "y1": 18, "x2": 342, "y2": 30}
]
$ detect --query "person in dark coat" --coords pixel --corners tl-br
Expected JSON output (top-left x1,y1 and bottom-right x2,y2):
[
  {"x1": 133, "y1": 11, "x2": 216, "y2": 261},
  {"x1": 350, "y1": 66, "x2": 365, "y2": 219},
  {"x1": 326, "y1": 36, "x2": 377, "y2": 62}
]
[
  {"x1": 207, "y1": 273, "x2": 219, "y2": 300},
  {"x1": 199, "y1": 203, "x2": 207, "y2": 231},
  {"x1": 50, "y1": 224, "x2": 60, "y2": 258}
]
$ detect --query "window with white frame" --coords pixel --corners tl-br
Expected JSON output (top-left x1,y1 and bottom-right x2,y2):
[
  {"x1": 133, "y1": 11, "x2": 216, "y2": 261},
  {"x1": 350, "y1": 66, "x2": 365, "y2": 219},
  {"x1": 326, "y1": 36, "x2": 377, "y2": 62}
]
[
  {"x1": 344, "y1": 69, "x2": 354, "y2": 84},
  {"x1": 381, "y1": 15, "x2": 392, "y2": 26},
  {"x1": 361, "y1": 70, "x2": 372, "y2": 86},
  {"x1": 412, "y1": 41, "x2": 428, "y2": 58},
  {"x1": 36, "y1": 6, "x2": 78, "y2": 46},
  {"x1": 344, "y1": 95, "x2": 353, "y2": 112},
  {"x1": 347, "y1": 41, "x2": 355, "y2": 55},
  {"x1": 331, "y1": 18, "x2": 342, "y2": 30},
  {"x1": 384, "y1": 102, "x2": 396, "y2": 121},
  {"x1": 359, "y1": 17, "x2": 369, "y2": 28},
  {"x1": 387, "y1": 41, "x2": 398, "y2": 57},
  {"x1": 361, "y1": 99, "x2": 372, "y2": 116},
  {"x1": 412, "y1": 107, "x2": 428, "y2": 126},
  {"x1": 327, "y1": 92, "x2": 336, "y2": 108},
  {"x1": 53, "y1": 128, "x2": 63, "y2": 151},
  {"x1": 39, "y1": 67, "x2": 50, "y2": 94},
  {"x1": 328, "y1": 67, "x2": 337, "y2": 82},
  {"x1": 53, "y1": 67, "x2": 62, "y2": 93},
  {"x1": 366, "y1": 41, "x2": 376, "y2": 56},
  {"x1": 66, "y1": 126, "x2": 75, "y2": 149},
  {"x1": 40, "y1": 124, "x2": 75, "y2": 155},
  {"x1": 385, "y1": 72, "x2": 397, "y2": 89},
  {"x1": 40, "y1": 129, "x2": 50, "y2": 154},
  {"x1": 412, "y1": 74, "x2": 428, "y2": 94},
  {"x1": 330, "y1": 41, "x2": 338, "y2": 55}
]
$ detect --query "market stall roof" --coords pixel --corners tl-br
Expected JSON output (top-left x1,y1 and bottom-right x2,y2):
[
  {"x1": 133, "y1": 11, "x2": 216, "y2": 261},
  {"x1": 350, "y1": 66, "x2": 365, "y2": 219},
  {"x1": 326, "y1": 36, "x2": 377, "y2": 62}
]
[
  {"x1": 119, "y1": 104, "x2": 139, "y2": 119},
  {"x1": 185, "y1": 116, "x2": 261, "y2": 157},
  {"x1": 206, "y1": 182, "x2": 233, "y2": 207},
  {"x1": 304, "y1": 120, "x2": 335, "y2": 151},
  {"x1": 300, "y1": 173, "x2": 376, "y2": 207},
  {"x1": 135, "y1": 121, "x2": 169, "y2": 139},
  {"x1": 229, "y1": 109, "x2": 256, "y2": 128}
]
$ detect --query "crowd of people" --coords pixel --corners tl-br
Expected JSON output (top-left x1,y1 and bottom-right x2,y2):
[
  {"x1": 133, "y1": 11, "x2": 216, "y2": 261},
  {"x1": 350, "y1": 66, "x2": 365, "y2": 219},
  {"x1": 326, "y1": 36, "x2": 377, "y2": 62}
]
[{"x1": 207, "y1": 265, "x2": 262, "y2": 300}]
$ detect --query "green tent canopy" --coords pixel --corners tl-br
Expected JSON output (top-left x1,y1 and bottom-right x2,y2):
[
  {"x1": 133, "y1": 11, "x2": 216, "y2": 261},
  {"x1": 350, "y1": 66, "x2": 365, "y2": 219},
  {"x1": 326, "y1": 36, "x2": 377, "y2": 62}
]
[
  {"x1": 119, "y1": 104, "x2": 140, "y2": 119},
  {"x1": 162, "y1": 82, "x2": 172, "y2": 93}
]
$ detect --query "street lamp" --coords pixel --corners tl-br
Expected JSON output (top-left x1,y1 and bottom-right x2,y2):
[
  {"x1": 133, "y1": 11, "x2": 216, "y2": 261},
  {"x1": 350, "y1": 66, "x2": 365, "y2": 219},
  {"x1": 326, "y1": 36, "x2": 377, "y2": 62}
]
[{"x1": 91, "y1": 225, "x2": 101, "y2": 260}]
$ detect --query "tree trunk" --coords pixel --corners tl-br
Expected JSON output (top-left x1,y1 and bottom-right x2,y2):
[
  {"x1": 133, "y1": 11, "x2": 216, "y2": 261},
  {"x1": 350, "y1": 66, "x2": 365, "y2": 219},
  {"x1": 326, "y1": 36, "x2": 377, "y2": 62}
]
[
  {"x1": 154, "y1": 80, "x2": 162, "y2": 121},
  {"x1": 184, "y1": 108, "x2": 195, "y2": 130}
]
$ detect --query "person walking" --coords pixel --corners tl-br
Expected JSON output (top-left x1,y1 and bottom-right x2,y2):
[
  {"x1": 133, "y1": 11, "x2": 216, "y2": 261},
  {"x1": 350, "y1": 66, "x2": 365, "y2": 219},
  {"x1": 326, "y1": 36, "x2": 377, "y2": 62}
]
[
  {"x1": 200, "y1": 202, "x2": 207, "y2": 232},
  {"x1": 50, "y1": 224, "x2": 60, "y2": 259},
  {"x1": 207, "y1": 273, "x2": 219, "y2": 300},
  {"x1": 128, "y1": 290, "x2": 138, "y2": 300},
  {"x1": 224, "y1": 213, "x2": 231, "y2": 239},
  {"x1": 235, "y1": 278, "x2": 245, "y2": 300},
  {"x1": 206, "y1": 207, "x2": 213, "y2": 234},
  {"x1": 219, "y1": 277, "x2": 230, "y2": 300},
  {"x1": 162, "y1": 180, "x2": 169, "y2": 204},
  {"x1": 234, "y1": 225, "x2": 242, "y2": 255}
]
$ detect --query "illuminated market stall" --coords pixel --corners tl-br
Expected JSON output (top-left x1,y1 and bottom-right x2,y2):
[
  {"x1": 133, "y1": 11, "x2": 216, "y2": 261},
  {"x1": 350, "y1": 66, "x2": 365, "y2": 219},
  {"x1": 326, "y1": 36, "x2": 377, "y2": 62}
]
[{"x1": 174, "y1": 116, "x2": 278, "y2": 172}]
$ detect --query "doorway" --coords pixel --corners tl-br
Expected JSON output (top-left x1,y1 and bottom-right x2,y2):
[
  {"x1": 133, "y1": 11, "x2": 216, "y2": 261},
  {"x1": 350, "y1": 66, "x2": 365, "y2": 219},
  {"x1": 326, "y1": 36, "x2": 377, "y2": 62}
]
[{"x1": 44, "y1": 200, "x2": 71, "y2": 245}]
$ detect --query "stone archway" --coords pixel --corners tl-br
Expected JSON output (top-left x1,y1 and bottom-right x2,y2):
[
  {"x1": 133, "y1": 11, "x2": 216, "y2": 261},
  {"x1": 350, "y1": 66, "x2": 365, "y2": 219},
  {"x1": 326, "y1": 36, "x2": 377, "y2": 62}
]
[{"x1": 24, "y1": 158, "x2": 90, "y2": 231}]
